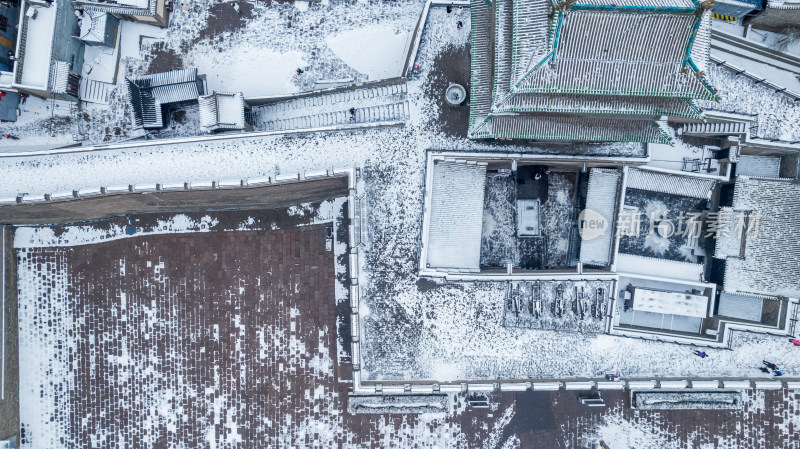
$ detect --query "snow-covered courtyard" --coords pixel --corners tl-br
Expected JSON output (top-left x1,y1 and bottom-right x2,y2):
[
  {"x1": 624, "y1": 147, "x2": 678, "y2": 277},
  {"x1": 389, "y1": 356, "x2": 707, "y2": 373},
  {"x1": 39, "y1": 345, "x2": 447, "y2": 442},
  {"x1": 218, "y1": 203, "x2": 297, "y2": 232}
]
[{"x1": 2, "y1": 1, "x2": 800, "y2": 382}]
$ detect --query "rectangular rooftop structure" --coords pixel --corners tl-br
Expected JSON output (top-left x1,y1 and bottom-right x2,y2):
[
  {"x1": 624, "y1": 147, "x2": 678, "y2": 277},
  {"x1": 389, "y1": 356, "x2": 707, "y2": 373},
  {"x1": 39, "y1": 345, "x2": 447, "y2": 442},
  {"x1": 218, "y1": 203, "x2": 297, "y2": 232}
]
[
  {"x1": 633, "y1": 287, "x2": 709, "y2": 318},
  {"x1": 516, "y1": 199, "x2": 540, "y2": 237},
  {"x1": 19, "y1": 2, "x2": 57, "y2": 88},
  {"x1": 717, "y1": 176, "x2": 800, "y2": 298},
  {"x1": 425, "y1": 160, "x2": 487, "y2": 271},
  {"x1": 579, "y1": 168, "x2": 621, "y2": 267},
  {"x1": 717, "y1": 292, "x2": 764, "y2": 322},
  {"x1": 626, "y1": 168, "x2": 716, "y2": 200},
  {"x1": 127, "y1": 69, "x2": 206, "y2": 129},
  {"x1": 199, "y1": 92, "x2": 247, "y2": 133}
]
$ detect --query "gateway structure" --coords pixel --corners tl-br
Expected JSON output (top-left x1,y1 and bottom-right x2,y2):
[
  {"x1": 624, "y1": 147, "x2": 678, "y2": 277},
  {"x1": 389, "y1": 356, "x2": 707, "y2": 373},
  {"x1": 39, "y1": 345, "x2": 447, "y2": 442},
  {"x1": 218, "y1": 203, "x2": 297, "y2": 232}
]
[{"x1": 468, "y1": 0, "x2": 719, "y2": 143}]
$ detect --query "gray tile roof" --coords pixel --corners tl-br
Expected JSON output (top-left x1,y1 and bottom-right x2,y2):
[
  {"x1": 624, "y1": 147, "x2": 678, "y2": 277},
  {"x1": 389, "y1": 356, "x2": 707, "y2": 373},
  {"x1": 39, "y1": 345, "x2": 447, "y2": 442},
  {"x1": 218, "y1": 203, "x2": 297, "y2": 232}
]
[
  {"x1": 126, "y1": 69, "x2": 205, "y2": 129},
  {"x1": 468, "y1": 0, "x2": 717, "y2": 142},
  {"x1": 720, "y1": 176, "x2": 800, "y2": 298},
  {"x1": 199, "y1": 92, "x2": 246, "y2": 132},
  {"x1": 72, "y1": 0, "x2": 156, "y2": 17},
  {"x1": 472, "y1": 115, "x2": 671, "y2": 143},
  {"x1": 497, "y1": 94, "x2": 702, "y2": 119},
  {"x1": 515, "y1": 12, "x2": 711, "y2": 98},
  {"x1": 717, "y1": 292, "x2": 764, "y2": 321},
  {"x1": 580, "y1": 168, "x2": 621, "y2": 266},
  {"x1": 735, "y1": 155, "x2": 781, "y2": 179},
  {"x1": 626, "y1": 168, "x2": 716, "y2": 200},
  {"x1": 426, "y1": 160, "x2": 487, "y2": 271}
]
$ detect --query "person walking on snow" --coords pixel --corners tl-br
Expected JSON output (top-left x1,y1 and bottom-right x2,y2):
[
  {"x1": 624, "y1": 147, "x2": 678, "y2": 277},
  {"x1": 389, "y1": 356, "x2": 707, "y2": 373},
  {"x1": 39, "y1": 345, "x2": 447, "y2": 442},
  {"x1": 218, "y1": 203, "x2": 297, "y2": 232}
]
[
  {"x1": 457, "y1": 20, "x2": 463, "y2": 30},
  {"x1": 763, "y1": 361, "x2": 778, "y2": 371},
  {"x1": 446, "y1": 3, "x2": 452, "y2": 13},
  {"x1": 349, "y1": 107, "x2": 356, "y2": 121},
  {"x1": 233, "y1": 2, "x2": 240, "y2": 13},
  {"x1": 693, "y1": 350, "x2": 708, "y2": 358}
]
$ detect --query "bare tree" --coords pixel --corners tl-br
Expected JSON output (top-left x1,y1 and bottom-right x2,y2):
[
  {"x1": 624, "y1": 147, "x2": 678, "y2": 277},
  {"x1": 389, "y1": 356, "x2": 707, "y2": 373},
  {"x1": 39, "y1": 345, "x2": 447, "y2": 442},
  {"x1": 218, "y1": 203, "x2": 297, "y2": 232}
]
[{"x1": 776, "y1": 27, "x2": 800, "y2": 52}]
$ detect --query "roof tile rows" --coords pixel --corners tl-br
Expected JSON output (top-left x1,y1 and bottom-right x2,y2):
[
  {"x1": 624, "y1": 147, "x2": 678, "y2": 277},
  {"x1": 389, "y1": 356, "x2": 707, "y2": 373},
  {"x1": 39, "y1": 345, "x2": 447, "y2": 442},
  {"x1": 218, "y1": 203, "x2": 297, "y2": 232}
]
[
  {"x1": 126, "y1": 69, "x2": 205, "y2": 129},
  {"x1": 199, "y1": 92, "x2": 246, "y2": 133},
  {"x1": 720, "y1": 176, "x2": 800, "y2": 298},
  {"x1": 469, "y1": 0, "x2": 717, "y2": 143},
  {"x1": 626, "y1": 168, "x2": 716, "y2": 199},
  {"x1": 426, "y1": 160, "x2": 487, "y2": 271},
  {"x1": 580, "y1": 168, "x2": 621, "y2": 266}
]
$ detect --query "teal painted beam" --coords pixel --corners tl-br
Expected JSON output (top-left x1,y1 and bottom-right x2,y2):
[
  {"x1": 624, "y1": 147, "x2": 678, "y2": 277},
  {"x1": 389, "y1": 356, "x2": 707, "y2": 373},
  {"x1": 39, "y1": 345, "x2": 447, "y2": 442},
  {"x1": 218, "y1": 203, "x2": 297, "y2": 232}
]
[
  {"x1": 682, "y1": 13, "x2": 704, "y2": 68},
  {"x1": 550, "y1": 11, "x2": 565, "y2": 66},
  {"x1": 686, "y1": 57, "x2": 720, "y2": 99}
]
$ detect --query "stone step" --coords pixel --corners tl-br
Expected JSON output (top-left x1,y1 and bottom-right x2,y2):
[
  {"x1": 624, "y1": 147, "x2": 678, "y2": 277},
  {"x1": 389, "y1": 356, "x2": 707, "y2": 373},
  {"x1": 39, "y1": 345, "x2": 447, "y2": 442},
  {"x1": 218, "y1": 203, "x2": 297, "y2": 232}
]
[{"x1": 259, "y1": 100, "x2": 410, "y2": 132}]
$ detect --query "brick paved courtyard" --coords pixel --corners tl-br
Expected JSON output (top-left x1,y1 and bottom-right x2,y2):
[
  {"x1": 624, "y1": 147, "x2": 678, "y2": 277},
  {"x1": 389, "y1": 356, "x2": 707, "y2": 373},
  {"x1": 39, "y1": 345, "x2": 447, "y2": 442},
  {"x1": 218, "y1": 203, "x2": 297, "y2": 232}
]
[
  {"x1": 12, "y1": 209, "x2": 800, "y2": 449},
  {"x1": 19, "y1": 224, "x2": 347, "y2": 447}
]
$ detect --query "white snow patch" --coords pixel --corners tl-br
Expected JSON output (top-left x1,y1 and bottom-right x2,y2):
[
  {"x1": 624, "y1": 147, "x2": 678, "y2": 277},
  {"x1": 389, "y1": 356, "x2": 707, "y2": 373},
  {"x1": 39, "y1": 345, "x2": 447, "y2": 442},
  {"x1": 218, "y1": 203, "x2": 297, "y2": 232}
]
[
  {"x1": 326, "y1": 24, "x2": 411, "y2": 80},
  {"x1": 14, "y1": 214, "x2": 220, "y2": 248},
  {"x1": 188, "y1": 45, "x2": 306, "y2": 97}
]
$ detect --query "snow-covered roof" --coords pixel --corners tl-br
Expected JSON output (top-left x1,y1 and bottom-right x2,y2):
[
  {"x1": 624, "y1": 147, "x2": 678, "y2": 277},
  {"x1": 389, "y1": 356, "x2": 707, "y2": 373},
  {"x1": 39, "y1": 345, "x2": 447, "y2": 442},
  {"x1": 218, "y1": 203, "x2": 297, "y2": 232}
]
[
  {"x1": 717, "y1": 292, "x2": 764, "y2": 322},
  {"x1": 680, "y1": 121, "x2": 748, "y2": 136},
  {"x1": 468, "y1": 0, "x2": 717, "y2": 142},
  {"x1": 713, "y1": 207, "x2": 744, "y2": 259},
  {"x1": 425, "y1": 160, "x2": 486, "y2": 271},
  {"x1": 126, "y1": 69, "x2": 205, "y2": 129},
  {"x1": 580, "y1": 168, "x2": 621, "y2": 267},
  {"x1": 199, "y1": 92, "x2": 246, "y2": 133},
  {"x1": 633, "y1": 287, "x2": 709, "y2": 318},
  {"x1": 712, "y1": 0, "x2": 762, "y2": 17},
  {"x1": 515, "y1": 11, "x2": 710, "y2": 98},
  {"x1": 721, "y1": 176, "x2": 800, "y2": 298},
  {"x1": 471, "y1": 115, "x2": 671, "y2": 144},
  {"x1": 766, "y1": 0, "x2": 800, "y2": 8},
  {"x1": 715, "y1": 0, "x2": 762, "y2": 7},
  {"x1": 18, "y1": 1, "x2": 57, "y2": 88},
  {"x1": 735, "y1": 155, "x2": 781, "y2": 178},
  {"x1": 72, "y1": 0, "x2": 156, "y2": 17},
  {"x1": 79, "y1": 10, "x2": 109, "y2": 43},
  {"x1": 626, "y1": 169, "x2": 716, "y2": 200},
  {"x1": 516, "y1": 199, "x2": 540, "y2": 237},
  {"x1": 497, "y1": 94, "x2": 702, "y2": 119},
  {"x1": 49, "y1": 61, "x2": 71, "y2": 94},
  {"x1": 617, "y1": 253, "x2": 705, "y2": 281}
]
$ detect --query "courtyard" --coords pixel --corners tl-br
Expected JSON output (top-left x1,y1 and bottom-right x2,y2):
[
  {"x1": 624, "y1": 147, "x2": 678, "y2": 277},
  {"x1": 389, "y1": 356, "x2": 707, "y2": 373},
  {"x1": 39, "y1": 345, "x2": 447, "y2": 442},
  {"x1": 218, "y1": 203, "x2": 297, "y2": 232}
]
[{"x1": 481, "y1": 165, "x2": 582, "y2": 270}]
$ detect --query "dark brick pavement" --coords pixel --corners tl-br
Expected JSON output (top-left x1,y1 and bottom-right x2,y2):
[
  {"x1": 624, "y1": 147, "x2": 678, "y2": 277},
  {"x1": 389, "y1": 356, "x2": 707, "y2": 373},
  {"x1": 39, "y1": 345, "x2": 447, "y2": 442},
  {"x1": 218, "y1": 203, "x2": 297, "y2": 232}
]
[
  {"x1": 14, "y1": 212, "x2": 800, "y2": 448},
  {"x1": 20, "y1": 225, "x2": 345, "y2": 447}
]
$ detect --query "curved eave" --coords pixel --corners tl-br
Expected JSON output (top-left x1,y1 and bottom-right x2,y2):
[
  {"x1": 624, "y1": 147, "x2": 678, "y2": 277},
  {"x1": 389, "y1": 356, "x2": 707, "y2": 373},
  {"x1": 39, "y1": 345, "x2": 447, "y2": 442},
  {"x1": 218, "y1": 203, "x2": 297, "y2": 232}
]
[
  {"x1": 492, "y1": 102, "x2": 704, "y2": 120},
  {"x1": 687, "y1": 56, "x2": 721, "y2": 101}
]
